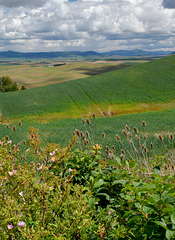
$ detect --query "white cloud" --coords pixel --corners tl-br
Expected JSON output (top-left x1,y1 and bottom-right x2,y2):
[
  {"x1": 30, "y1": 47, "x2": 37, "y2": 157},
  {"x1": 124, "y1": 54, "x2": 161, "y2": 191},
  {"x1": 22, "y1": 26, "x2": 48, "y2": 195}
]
[{"x1": 0, "y1": 0, "x2": 175, "y2": 52}]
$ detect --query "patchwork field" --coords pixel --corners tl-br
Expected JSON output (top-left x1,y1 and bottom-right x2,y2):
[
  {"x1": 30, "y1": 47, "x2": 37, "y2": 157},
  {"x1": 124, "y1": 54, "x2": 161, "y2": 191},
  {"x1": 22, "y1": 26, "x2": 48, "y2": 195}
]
[
  {"x1": 0, "y1": 59, "x2": 141, "y2": 88},
  {"x1": 0, "y1": 55, "x2": 174, "y2": 121}
]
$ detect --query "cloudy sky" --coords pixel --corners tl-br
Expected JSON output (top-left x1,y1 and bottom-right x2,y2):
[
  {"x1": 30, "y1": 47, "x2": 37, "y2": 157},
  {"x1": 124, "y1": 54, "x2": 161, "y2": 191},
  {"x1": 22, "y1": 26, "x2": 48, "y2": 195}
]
[{"x1": 0, "y1": 0, "x2": 175, "y2": 52}]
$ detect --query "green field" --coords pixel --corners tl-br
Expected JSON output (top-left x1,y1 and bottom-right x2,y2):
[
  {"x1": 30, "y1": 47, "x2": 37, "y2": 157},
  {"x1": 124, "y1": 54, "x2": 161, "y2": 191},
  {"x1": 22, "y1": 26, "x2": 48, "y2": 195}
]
[
  {"x1": 0, "y1": 54, "x2": 174, "y2": 155},
  {"x1": 0, "y1": 55, "x2": 175, "y2": 120},
  {"x1": 0, "y1": 110, "x2": 174, "y2": 158}
]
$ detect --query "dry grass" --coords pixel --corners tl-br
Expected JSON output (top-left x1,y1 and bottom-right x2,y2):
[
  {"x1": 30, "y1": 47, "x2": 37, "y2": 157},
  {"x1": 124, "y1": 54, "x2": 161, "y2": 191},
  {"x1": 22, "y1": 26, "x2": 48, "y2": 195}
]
[{"x1": 0, "y1": 60, "x2": 141, "y2": 88}]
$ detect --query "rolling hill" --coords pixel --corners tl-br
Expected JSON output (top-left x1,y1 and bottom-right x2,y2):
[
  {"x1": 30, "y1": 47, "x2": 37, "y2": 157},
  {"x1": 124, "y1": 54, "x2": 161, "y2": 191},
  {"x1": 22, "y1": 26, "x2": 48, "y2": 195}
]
[
  {"x1": 0, "y1": 49, "x2": 171, "y2": 59},
  {"x1": 0, "y1": 54, "x2": 175, "y2": 120}
]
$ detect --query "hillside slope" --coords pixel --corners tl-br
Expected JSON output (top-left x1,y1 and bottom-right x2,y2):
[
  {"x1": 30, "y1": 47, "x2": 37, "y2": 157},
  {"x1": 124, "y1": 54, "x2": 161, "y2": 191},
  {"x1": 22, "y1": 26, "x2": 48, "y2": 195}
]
[{"x1": 0, "y1": 54, "x2": 175, "y2": 119}]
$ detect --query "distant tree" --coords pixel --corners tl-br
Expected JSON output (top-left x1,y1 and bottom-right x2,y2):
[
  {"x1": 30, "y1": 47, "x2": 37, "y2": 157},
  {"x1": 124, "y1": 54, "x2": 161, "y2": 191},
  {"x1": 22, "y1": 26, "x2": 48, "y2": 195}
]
[
  {"x1": 0, "y1": 76, "x2": 19, "y2": 92},
  {"x1": 20, "y1": 85, "x2": 26, "y2": 90}
]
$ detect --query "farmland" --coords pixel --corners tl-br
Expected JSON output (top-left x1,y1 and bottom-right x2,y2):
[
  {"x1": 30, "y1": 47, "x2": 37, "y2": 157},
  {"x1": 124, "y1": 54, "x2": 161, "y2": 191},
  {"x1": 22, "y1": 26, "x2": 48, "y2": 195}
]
[
  {"x1": 0, "y1": 59, "x2": 140, "y2": 88},
  {"x1": 0, "y1": 54, "x2": 174, "y2": 152},
  {"x1": 0, "y1": 54, "x2": 175, "y2": 120},
  {"x1": 0, "y1": 54, "x2": 175, "y2": 239}
]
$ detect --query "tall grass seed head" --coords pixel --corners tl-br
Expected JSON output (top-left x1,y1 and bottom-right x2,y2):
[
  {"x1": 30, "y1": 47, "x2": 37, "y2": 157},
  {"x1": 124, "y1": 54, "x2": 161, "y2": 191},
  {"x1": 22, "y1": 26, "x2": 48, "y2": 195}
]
[
  {"x1": 13, "y1": 125, "x2": 16, "y2": 132},
  {"x1": 86, "y1": 118, "x2": 90, "y2": 125},
  {"x1": 82, "y1": 118, "x2": 85, "y2": 124},
  {"x1": 128, "y1": 132, "x2": 132, "y2": 137},
  {"x1": 121, "y1": 149, "x2": 125, "y2": 154},
  {"x1": 142, "y1": 121, "x2": 146, "y2": 127},
  {"x1": 125, "y1": 125, "x2": 130, "y2": 131},
  {"x1": 133, "y1": 126, "x2": 138, "y2": 134},
  {"x1": 159, "y1": 134, "x2": 163, "y2": 141},
  {"x1": 136, "y1": 135, "x2": 140, "y2": 141},
  {"x1": 116, "y1": 134, "x2": 120, "y2": 140},
  {"x1": 75, "y1": 129, "x2": 80, "y2": 136},
  {"x1": 151, "y1": 142, "x2": 154, "y2": 148},
  {"x1": 102, "y1": 132, "x2": 105, "y2": 138},
  {"x1": 122, "y1": 129, "x2": 127, "y2": 136},
  {"x1": 86, "y1": 131, "x2": 89, "y2": 137},
  {"x1": 144, "y1": 135, "x2": 147, "y2": 139}
]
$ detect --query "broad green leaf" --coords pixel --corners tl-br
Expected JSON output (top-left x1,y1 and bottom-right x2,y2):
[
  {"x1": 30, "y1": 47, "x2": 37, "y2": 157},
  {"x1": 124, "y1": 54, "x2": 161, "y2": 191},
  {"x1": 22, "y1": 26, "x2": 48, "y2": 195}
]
[
  {"x1": 96, "y1": 193, "x2": 110, "y2": 200},
  {"x1": 123, "y1": 211, "x2": 136, "y2": 219},
  {"x1": 129, "y1": 160, "x2": 136, "y2": 169},
  {"x1": 115, "y1": 156, "x2": 121, "y2": 165},
  {"x1": 112, "y1": 179, "x2": 127, "y2": 185},
  {"x1": 89, "y1": 162, "x2": 98, "y2": 167},
  {"x1": 107, "y1": 160, "x2": 120, "y2": 166},
  {"x1": 153, "y1": 165, "x2": 160, "y2": 174},
  {"x1": 96, "y1": 186, "x2": 107, "y2": 193},
  {"x1": 135, "y1": 203, "x2": 141, "y2": 209},
  {"x1": 171, "y1": 212, "x2": 175, "y2": 225},
  {"x1": 163, "y1": 184, "x2": 174, "y2": 191},
  {"x1": 143, "y1": 206, "x2": 153, "y2": 214},
  {"x1": 162, "y1": 206, "x2": 175, "y2": 213},
  {"x1": 166, "y1": 229, "x2": 175, "y2": 240},
  {"x1": 155, "y1": 221, "x2": 167, "y2": 230},
  {"x1": 93, "y1": 179, "x2": 104, "y2": 188}
]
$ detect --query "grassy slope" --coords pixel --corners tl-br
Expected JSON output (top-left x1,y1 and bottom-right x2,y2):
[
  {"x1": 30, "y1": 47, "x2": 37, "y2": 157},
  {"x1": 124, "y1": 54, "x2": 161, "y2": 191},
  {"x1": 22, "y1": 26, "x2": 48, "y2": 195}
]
[{"x1": 0, "y1": 55, "x2": 175, "y2": 119}]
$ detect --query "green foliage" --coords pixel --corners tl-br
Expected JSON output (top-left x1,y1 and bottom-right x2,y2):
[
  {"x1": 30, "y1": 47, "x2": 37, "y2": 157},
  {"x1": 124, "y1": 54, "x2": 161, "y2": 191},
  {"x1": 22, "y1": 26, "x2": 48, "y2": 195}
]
[
  {"x1": 0, "y1": 130, "x2": 98, "y2": 239},
  {"x1": 0, "y1": 126, "x2": 175, "y2": 239},
  {"x1": 0, "y1": 76, "x2": 18, "y2": 92},
  {"x1": 20, "y1": 85, "x2": 26, "y2": 90}
]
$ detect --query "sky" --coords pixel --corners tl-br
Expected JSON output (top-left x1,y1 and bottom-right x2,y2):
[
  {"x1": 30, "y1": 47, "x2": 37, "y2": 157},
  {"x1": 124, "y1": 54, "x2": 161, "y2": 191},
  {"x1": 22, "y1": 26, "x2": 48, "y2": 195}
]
[{"x1": 0, "y1": 0, "x2": 175, "y2": 52}]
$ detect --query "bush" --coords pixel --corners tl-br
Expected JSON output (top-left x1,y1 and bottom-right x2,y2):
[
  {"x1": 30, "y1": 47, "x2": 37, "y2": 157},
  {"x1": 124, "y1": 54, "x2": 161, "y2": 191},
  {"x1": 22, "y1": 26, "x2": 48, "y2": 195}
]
[
  {"x1": 0, "y1": 76, "x2": 18, "y2": 92},
  {"x1": 0, "y1": 126, "x2": 175, "y2": 239}
]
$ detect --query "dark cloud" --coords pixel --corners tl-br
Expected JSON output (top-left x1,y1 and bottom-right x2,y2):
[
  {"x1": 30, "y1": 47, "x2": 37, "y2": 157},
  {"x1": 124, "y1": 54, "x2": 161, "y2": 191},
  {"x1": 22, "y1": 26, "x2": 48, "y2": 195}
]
[
  {"x1": 163, "y1": 0, "x2": 175, "y2": 8},
  {"x1": 0, "y1": 0, "x2": 47, "y2": 8}
]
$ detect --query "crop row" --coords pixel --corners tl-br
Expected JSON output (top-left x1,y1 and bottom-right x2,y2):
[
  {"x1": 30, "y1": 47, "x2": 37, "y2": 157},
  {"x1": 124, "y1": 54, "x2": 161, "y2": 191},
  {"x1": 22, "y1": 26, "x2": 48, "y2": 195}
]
[{"x1": 0, "y1": 55, "x2": 175, "y2": 119}]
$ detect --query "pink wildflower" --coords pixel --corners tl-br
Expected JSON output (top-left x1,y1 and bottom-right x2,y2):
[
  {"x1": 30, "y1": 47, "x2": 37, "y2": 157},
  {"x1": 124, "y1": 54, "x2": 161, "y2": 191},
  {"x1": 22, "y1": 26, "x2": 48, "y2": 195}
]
[
  {"x1": 18, "y1": 212, "x2": 23, "y2": 217},
  {"x1": 8, "y1": 171, "x2": 13, "y2": 176},
  {"x1": 17, "y1": 221, "x2": 25, "y2": 227},
  {"x1": 37, "y1": 164, "x2": 43, "y2": 170},
  {"x1": 50, "y1": 151, "x2": 55, "y2": 156},
  {"x1": 51, "y1": 156, "x2": 56, "y2": 162},
  {"x1": 7, "y1": 225, "x2": 14, "y2": 230}
]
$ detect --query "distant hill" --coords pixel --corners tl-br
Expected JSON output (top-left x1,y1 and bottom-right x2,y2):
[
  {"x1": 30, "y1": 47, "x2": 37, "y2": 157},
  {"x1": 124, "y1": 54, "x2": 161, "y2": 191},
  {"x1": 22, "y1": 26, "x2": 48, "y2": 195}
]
[
  {"x1": 0, "y1": 49, "x2": 171, "y2": 59},
  {"x1": 0, "y1": 50, "x2": 101, "y2": 59},
  {"x1": 103, "y1": 49, "x2": 171, "y2": 56}
]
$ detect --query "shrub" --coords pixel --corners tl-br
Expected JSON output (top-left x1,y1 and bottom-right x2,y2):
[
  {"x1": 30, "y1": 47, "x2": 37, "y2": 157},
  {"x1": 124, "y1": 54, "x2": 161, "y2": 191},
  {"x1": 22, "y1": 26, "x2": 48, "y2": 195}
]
[
  {"x1": 0, "y1": 76, "x2": 18, "y2": 92},
  {"x1": 0, "y1": 125, "x2": 175, "y2": 239}
]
